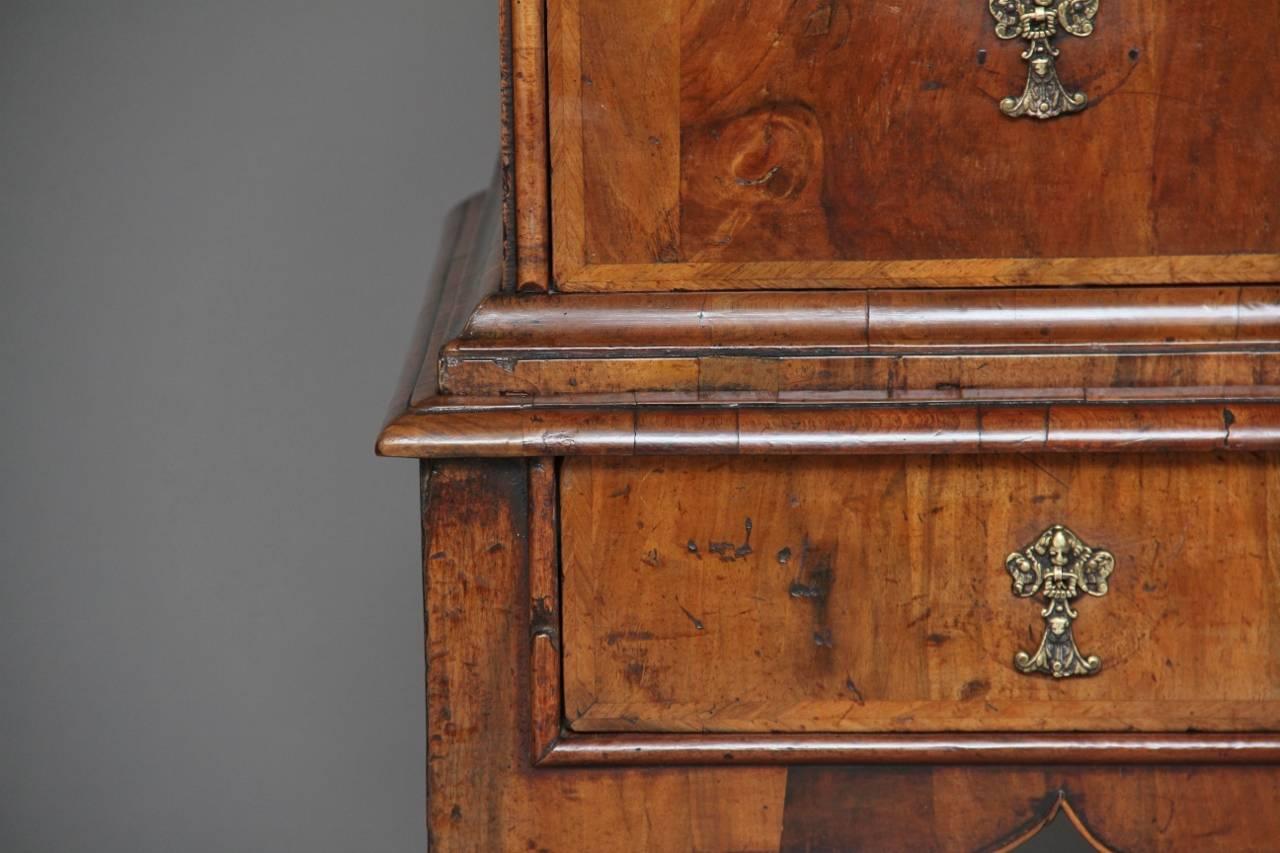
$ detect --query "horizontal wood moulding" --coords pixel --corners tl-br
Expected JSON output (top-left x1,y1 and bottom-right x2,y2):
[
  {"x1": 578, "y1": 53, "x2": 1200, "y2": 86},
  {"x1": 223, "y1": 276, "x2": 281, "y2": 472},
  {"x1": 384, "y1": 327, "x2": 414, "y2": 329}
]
[
  {"x1": 538, "y1": 733, "x2": 1280, "y2": 767},
  {"x1": 442, "y1": 289, "x2": 1280, "y2": 397},
  {"x1": 440, "y1": 351, "x2": 1280, "y2": 400},
  {"x1": 454, "y1": 287, "x2": 1280, "y2": 351},
  {"x1": 377, "y1": 401, "x2": 1280, "y2": 458}
]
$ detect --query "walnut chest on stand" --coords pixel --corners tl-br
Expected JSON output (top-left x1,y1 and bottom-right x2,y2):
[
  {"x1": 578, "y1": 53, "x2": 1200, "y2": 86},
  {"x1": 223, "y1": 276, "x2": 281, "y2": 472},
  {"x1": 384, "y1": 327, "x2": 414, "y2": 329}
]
[{"x1": 377, "y1": 1, "x2": 1280, "y2": 849}]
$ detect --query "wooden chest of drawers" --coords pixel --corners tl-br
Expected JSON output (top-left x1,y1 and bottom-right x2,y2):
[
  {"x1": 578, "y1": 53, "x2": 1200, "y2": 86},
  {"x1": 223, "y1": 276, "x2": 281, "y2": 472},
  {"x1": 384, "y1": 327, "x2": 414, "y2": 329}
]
[{"x1": 379, "y1": 1, "x2": 1280, "y2": 848}]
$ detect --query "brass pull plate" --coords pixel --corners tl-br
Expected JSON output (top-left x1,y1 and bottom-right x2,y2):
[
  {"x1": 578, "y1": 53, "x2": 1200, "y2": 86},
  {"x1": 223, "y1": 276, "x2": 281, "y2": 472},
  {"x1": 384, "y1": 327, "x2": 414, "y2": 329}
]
[
  {"x1": 1006, "y1": 525, "x2": 1114, "y2": 678},
  {"x1": 989, "y1": 0, "x2": 1100, "y2": 119}
]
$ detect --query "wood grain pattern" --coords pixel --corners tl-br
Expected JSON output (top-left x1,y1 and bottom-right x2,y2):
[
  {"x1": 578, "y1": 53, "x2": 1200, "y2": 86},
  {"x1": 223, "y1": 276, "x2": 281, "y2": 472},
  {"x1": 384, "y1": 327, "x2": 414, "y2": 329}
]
[
  {"x1": 557, "y1": 255, "x2": 1280, "y2": 291},
  {"x1": 678, "y1": 0, "x2": 1279, "y2": 262},
  {"x1": 419, "y1": 461, "x2": 1280, "y2": 849},
  {"x1": 423, "y1": 460, "x2": 526, "y2": 850},
  {"x1": 512, "y1": 0, "x2": 550, "y2": 292},
  {"x1": 498, "y1": 0, "x2": 516, "y2": 292},
  {"x1": 578, "y1": 0, "x2": 679, "y2": 267},
  {"x1": 778, "y1": 766, "x2": 1280, "y2": 852},
  {"x1": 401, "y1": 0, "x2": 1280, "y2": 839},
  {"x1": 561, "y1": 453, "x2": 1280, "y2": 733},
  {"x1": 543, "y1": 0, "x2": 1280, "y2": 291},
  {"x1": 437, "y1": 285, "x2": 1280, "y2": 399},
  {"x1": 422, "y1": 459, "x2": 791, "y2": 852},
  {"x1": 378, "y1": 401, "x2": 1280, "y2": 459},
  {"x1": 528, "y1": 458, "x2": 562, "y2": 762},
  {"x1": 546, "y1": 0, "x2": 583, "y2": 286},
  {"x1": 443, "y1": 350, "x2": 1280, "y2": 400}
]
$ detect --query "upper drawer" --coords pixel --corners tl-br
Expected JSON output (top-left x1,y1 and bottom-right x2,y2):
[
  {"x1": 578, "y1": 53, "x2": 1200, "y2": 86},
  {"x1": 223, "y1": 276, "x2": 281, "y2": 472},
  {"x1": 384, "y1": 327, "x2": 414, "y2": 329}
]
[{"x1": 512, "y1": 0, "x2": 1280, "y2": 292}]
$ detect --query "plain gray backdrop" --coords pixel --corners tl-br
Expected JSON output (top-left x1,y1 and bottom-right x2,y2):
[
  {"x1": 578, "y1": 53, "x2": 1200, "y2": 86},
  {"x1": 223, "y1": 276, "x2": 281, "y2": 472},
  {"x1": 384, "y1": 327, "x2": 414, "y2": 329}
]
[
  {"x1": 2, "y1": 2, "x2": 494, "y2": 851},
  {"x1": 1, "y1": 4, "x2": 1092, "y2": 852}
]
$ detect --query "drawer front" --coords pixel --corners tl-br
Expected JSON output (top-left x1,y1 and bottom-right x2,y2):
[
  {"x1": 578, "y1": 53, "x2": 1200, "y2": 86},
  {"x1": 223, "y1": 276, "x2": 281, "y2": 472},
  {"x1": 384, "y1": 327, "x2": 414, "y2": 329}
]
[
  {"x1": 542, "y1": 0, "x2": 1280, "y2": 290},
  {"x1": 560, "y1": 453, "x2": 1280, "y2": 734}
]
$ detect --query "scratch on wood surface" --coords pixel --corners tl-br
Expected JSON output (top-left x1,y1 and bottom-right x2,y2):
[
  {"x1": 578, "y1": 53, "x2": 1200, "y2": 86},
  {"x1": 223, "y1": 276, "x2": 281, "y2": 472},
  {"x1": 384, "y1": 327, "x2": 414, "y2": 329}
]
[{"x1": 678, "y1": 604, "x2": 705, "y2": 631}]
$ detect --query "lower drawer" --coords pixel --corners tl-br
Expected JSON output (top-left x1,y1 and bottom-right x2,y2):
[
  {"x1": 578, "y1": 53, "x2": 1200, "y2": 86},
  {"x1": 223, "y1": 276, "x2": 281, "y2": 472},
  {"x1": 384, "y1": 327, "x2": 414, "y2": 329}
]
[{"x1": 560, "y1": 453, "x2": 1280, "y2": 734}]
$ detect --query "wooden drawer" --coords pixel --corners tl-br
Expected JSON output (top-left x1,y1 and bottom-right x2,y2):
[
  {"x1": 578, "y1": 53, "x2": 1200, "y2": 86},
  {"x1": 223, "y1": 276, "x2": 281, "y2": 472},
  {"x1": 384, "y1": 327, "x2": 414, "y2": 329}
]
[
  {"x1": 512, "y1": 0, "x2": 1280, "y2": 292},
  {"x1": 560, "y1": 453, "x2": 1280, "y2": 735}
]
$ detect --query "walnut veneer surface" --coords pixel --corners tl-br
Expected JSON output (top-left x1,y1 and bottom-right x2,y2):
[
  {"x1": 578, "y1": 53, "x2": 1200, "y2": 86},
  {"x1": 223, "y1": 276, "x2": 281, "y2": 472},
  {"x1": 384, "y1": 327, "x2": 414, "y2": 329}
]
[
  {"x1": 377, "y1": 1, "x2": 1280, "y2": 848},
  {"x1": 561, "y1": 454, "x2": 1280, "y2": 735},
  {"x1": 537, "y1": 0, "x2": 1280, "y2": 291}
]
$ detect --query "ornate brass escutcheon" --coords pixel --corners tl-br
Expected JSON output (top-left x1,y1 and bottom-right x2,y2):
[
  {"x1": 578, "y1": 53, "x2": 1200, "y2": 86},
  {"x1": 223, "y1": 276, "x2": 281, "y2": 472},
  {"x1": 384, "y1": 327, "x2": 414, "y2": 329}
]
[
  {"x1": 1006, "y1": 525, "x2": 1114, "y2": 678},
  {"x1": 989, "y1": 0, "x2": 1100, "y2": 119}
]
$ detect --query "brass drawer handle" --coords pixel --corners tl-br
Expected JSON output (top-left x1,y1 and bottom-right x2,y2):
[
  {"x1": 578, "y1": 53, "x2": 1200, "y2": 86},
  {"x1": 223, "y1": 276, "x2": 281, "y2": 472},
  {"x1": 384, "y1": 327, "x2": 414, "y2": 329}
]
[
  {"x1": 989, "y1": 0, "x2": 1100, "y2": 119},
  {"x1": 1006, "y1": 525, "x2": 1115, "y2": 678}
]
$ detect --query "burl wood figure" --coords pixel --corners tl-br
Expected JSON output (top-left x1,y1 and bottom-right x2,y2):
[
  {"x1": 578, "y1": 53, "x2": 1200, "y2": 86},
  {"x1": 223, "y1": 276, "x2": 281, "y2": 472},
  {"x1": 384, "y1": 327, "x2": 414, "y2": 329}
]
[{"x1": 378, "y1": 1, "x2": 1280, "y2": 850}]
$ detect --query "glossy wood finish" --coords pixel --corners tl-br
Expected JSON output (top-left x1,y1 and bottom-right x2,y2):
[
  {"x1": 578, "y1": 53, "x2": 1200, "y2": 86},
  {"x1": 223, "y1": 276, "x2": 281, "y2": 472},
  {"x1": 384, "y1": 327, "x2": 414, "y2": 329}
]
[
  {"x1": 560, "y1": 255, "x2": 1280, "y2": 292},
  {"x1": 436, "y1": 286, "x2": 1280, "y2": 399},
  {"x1": 527, "y1": 458, "x2": 561, "y2": 762},
  {"x1": 379, "y1": 401, "x2": 1280, "y2": 459},
  {"x1": 510, "y1": 0, "x2": 549, "y2": 293},
  {"x1": 541, "y1": 0, "x2": 1280, "y2": 291},
  {"x1": 455, "y1": 287, "x2": 1280, "y2": 350},
  {"x1": 393, "y1": 1, "x2": 1280, "y2": 837},
  {"x1": 419, "y1": 459, "x2": 1280, "y2": 850},
  {"x1": 535, "y1": 452, "x2": 1280, "y2": 764},
  {"x1": 560, "y1": 454, "x2": 1280, "y2": 734},
  {"x1": 775, "y1": 766, "x2": 1280, "y2": 852},
  {"x1": 675, "y1": 1, "x2": 1278, "y2": 263},
  {"x1": 390, "y1": 211, "x2": 1280, "y2": 847},
  {"x1": 541, "y1": 733, "x2": 1280, "y2": 768},
  {"x1": 378, "y1": 192, "x2": 1280, "y2": 460},
  {"x1": 423, "y1": 459, "x2": 791, "y2": 851},
  {"x1": 443, "y1": 350, "x2": 1280, "y2": 400}
]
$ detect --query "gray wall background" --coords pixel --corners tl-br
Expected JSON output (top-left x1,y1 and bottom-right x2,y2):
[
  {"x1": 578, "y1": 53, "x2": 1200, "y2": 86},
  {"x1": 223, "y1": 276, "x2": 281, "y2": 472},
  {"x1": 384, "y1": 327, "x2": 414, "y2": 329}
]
[{"x1": 2, "y1": 3, "x2": 494, "y2": 851}]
